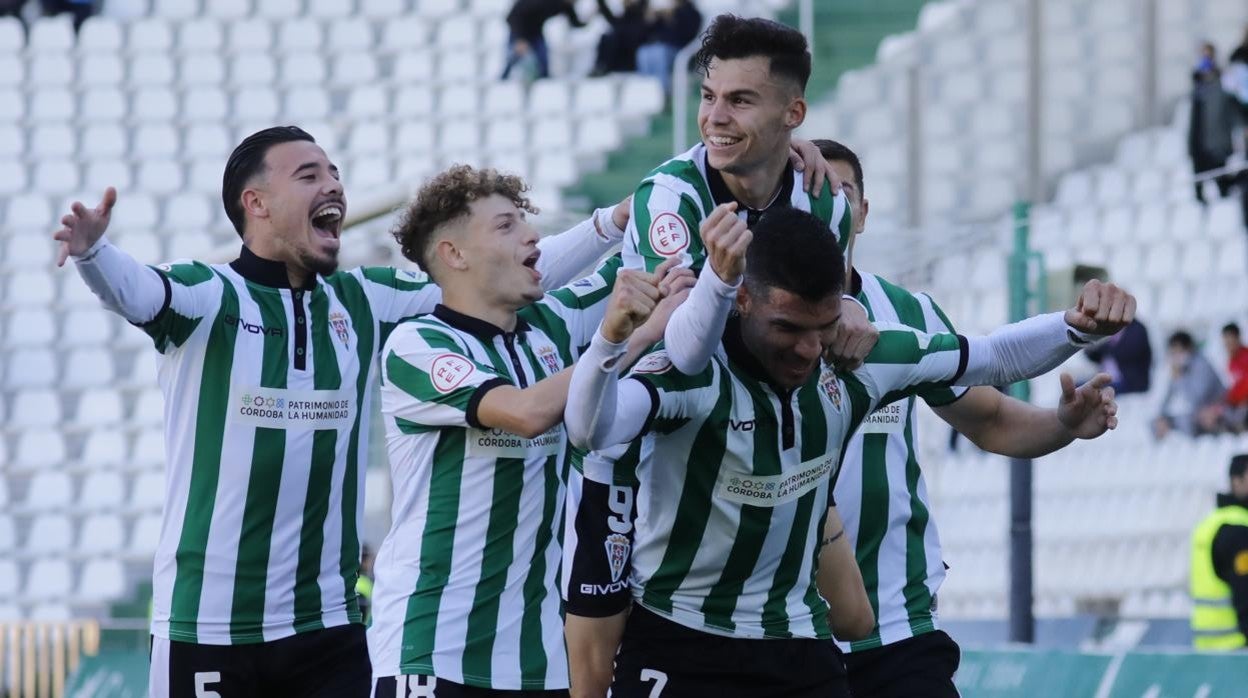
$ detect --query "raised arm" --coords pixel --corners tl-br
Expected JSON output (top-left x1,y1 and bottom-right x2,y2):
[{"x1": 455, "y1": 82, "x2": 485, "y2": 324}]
[
  {"x1": 54, "y1": 187, "x2": 167, "y2": 324},
  {"x1": 534, "y1": 200, "x2": 629, "y2": 289}
]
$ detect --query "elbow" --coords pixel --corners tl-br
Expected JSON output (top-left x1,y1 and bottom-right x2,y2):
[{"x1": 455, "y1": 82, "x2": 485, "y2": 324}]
[
  {"x1": 831, "y1": 608, "x2": 876, "y2": 641},
  {"x1": 513, "y1": 418, "x2": 555, "y2": 440}
]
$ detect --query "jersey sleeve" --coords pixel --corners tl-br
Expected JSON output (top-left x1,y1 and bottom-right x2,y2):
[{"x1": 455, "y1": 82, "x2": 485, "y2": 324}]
[
  {"x1": 625, "y1": 348, "x2": 719, "y2": 435},
  {"x1": 380, "y1": 322, "x2": 511, "y2": 430},
  {"x1": 524, "y1": 254, "x2": 621, "y2": 359},
  {"x1": 355, "y1": 266, "x2": 445, "y2": 324},
  {"x1": 851, "y1": 328, "x2": 968, "y2": 416},
  {"x1": 912, "y1": 293, "x2": 970, "y2": 407},
  {"x1": 142, "y1": 261, "x2": 225, "y2": 354},
  {"x1": 624, "y1": 179, "x2": 705, "y2": 273}
]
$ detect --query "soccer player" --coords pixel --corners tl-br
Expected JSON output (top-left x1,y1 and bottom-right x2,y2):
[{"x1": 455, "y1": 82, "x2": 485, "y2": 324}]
[
  {"x1": 52, "y1": 126, "x2": 635, "y2": 698},
  {"x1": 367, "y1": 165, "x2": 690, "y2": 697},
  {"x1": 563, "y1": 207, "x2": 1133, "y2": 697},
  {"x1": 815, "y1": 139, "x2": 1124, "y2": 697}
]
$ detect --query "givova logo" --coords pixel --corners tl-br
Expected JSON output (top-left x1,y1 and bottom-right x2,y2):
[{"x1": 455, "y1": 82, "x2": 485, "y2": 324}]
[{"x1": 224, "y1": 314, "x2": 284, "y2": 337}]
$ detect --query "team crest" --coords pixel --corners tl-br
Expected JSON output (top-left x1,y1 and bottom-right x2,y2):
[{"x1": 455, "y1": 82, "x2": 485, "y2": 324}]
[
  {"x1": 329, "y1": 312, "x2": 351, "y2": 347},
  {"x1": 819, "y1": 369, "x2": 843, "y2": 412},
  {"x1": 605, "y1": 533, "x2": 631, "y2": 583},
  {"x1": 536, "y1": 345, "x2": 561, "y2": 375}
]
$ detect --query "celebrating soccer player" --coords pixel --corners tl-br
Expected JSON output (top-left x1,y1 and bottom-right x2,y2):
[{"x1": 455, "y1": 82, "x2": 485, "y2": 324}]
[
  {"x1": 53, "y1": 127, "x2": 635, "y2": 697},
  {"x1": 563, "y1": 207, "x2": 1134, "y2": 697},
  {"x1": 366, "y1": 165, "x2": 690, "y2": 698}
]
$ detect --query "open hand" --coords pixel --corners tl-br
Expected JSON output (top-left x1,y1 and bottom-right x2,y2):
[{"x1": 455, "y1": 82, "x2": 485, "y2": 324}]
[
  {"x1": 1056, "y1": 372, "x2": 1118, "y2": 438},
  {"x1": 789, "y1": 139, "x2": 842, "y2": 197},
  {"x1": 54, "y1": 187, "x2": 117, "y2": 266}
]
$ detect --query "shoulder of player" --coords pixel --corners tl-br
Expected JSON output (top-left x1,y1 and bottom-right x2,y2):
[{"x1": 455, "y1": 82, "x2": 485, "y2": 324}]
[
  {"x1": 344, "y1": 265, "x2": 433, "y2": 288},
  {"x1": 383, "y1": 315, "x2": 457, "y2": 353},
  {"x1": 153, "y1": 259, "x2": 220, "y2": 287}
]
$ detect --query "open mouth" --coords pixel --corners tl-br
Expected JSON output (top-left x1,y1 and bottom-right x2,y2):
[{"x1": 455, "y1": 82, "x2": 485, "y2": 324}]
[
  {"x1": 522, "y1": 249, "x2": 542, "y2": 280},
  {"x1": 707, "y1": 135, "x2": 742, "y2": 148},
  {"x1": 311, "y1": 202, "x2": 344, "y2": 240}
]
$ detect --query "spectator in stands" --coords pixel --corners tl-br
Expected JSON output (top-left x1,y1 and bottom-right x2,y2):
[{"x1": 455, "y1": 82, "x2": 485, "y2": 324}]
[
  {"x1": 1189, "y1": 454, "x2": 1248, "y2": 650},
  {"x1": 1227, "y1": 27, "x2": 1248, "y2": 230},
  {"x1": 1153, "y1": 330, "x2": 1226, "y2": 439},
  {"x1": 635, "y1": 0, "x2": 703, "y2": 94},
  {"x1": 589, "y1": 0, "x2": 650, "y2": 77},
  {"x1": 1188, "y1": 42, "x2": 1240, "y2": 205},
  {"x1": 502, "y1": 0, "x2": 585, "y2": 80},
  {"x1": 0, "y1": 0, "x2": 25, "y2": 27},
  {"x1": 39, "y1": 0, "x2": 94, "y2": 31},
  {"x1": 1221, "y1": 323, "x2": 1248, "y2": 430},
  {"x1": 1084, "y1": 318, "x2": 1153, "y2": 395}
]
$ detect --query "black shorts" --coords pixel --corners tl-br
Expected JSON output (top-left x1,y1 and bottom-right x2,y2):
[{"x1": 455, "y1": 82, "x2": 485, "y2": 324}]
[
  {"x1": 372, "y1": 675, "x2": 568, "y2": 697},
  {"x1": 561, "y1": 469, "x2": 637, "y2": 618},
  {"x1": 610, "y1": 606, "x2": 849, "y2": 698},
  {"x1": 843, "y1": 630, "x2": 961, "y2": 698},
  {"x1": 149, "y1": 623, "x2": 371, "y2": 698}
]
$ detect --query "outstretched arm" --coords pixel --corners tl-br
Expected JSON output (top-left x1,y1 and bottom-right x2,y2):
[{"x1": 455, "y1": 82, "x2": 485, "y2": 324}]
[
  {"x1": 535, "y1": 201, "x2": 629, "y2": 289},
  {"x1": 935, "y1": 373, "x2": 1118, "y2": 458},
  {"x1": 55, "y1": 187, "x2": 168, "y2": 323}
]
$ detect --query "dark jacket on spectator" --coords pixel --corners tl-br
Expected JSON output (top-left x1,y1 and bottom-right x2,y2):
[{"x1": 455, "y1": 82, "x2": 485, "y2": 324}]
[
  {"x1": 646, "y1": 1, "x2": 701, "y2": 47},
  {"x1": 1085, "y1": 319, "x2": 1153, "y2": 395},
  {"x1": 507, "y1": 0, "x2": 583, "y2": 39}
]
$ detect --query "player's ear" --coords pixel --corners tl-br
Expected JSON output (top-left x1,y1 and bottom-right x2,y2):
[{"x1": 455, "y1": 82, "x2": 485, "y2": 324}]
[
  {"x1": 857, "y1": 196, "x2": 870, "y2": 235},
  {"x1": 434, "y1": 236, "x2": 468, "y2": 272},
  {"x1": 736, "y1": 284, "x2": 752, "y2": 315},
  {"x1": 241, "y1": 187, "x2": 267, "y2": 222},
  {"x1": 784, "y1": 95, "x2": 807, "y2": 131}
]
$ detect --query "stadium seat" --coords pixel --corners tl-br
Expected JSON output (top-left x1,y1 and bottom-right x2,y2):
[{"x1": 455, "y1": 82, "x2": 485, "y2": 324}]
[
  {"x1": 132, "y1": 87, "x2": 180, "y2": 123},
  {"x1": 27, "y1": 603, "x2": 72, "y2": 621},
  {"x1": 132, "y1": 429, "x2": 165, "y2": 469},
  {"x1": 205, "y1": 0, "x2": 250, "y2": 18},
  {"x1": 439, "y1": 122, "x2": 481, "y2": 153},
  {"x1": 1206, "y1": 199, "x2": 1242, "y2": 241},
  {"x1": 233, "y1": 87, "x2": 281, "y2": 121},
  {"x1": 347, "y1": 121, "x2": 390, "y2": 156},
  {"x1": 9, "y1": 272, "x2": 56, "y2": 307},
  {"x1": 393, "y1": 86, "x2": 435, "y2": 118},
  {"x1": 183, "y1": 124, "x2": 233, "y2": 158},
  {"x1": 347, "y1": 85, "x2": 388, "y2": 118},
  {"x1": 181, "y1": 53, "x2": 227, "y2": 87},
  {"x1": 80, "y1": 429, "x2": 128, "y2": 468},
  {"x1": 79, "y1": 87, "x2": 127, "y2": 122},
  {"x1": 230, "y1": 54, "x2": 278, "y2": 87},
  {"x1": 132, "y1": 389, "x2": 165, "y2": 426},
  {"x1": 131, "y1": 471, "x2": 165, "y2": 510},
  {"x1": 0, "y1": 88, "x2": 23, "y2": 123},
  {"x1": 25, "y1": 560, "x2": 73, "y2": 600},
  {"x1": 417, "y1": 0, "x2": 461, "y2": 18},
  {"x1": 78, "y1": 53, "x2": 125, "y2": 87},
  {"x1": 381, "y1": 17, "x2": 429, "y2": 52},
  {"x1": 128, "y1": 18, "x2": 173, "y2": 52},
  {"x1": 0, "y1": 516, "x2": 15, "y2": 556},
  {"x1": 6, "y1": 349, "x2": 57, "y2": 389},
  {"x1": 61, "y1": 348, "x2": 116, "y2": 390},
  {"x1": 130, "y1": 53, "x2": 177, "y2": 87},
  {"x1": 394, "y1": 121, "x2": 436, "y2": 154},
  {"x1": 392, "y1": 50, "x2": 435, "y2": 82},
  {"x1": 0, "y1": 561, "x2": 19, "y2": 598},
  {"x1": 79, "y1": 470, "x2": 128, "y2": 512},
  {"x1": 278, "y1": 17, "x2": 323, "y2": 52},
  {"x1": 617, "y1": 76, "x2": 664, "y2": 118},
  {"x1": 164, "y1": 192, "x2": 217, "y2": 230},
  {"x1": 14, "y1": 430, "x2": 68, "y2": 471},
  {"x1": 130, "y1": 514, "x2": 162, "y2": 557},
  {"x1": 78, "y1": 17, "x2": 123, "y2": 51},
  {"x1": 532, "y1": 119, "x2": 573, "y2": 150},
  {"x1": 9, "y1": 389, "x2": 62, "y2": 427},
  {"x1": 435, "y1": 52, "x2": 480, "y2": 83},
  {"x1": 528, "y1": 80, "x2": 572, "y2": 118},
  {"x1": 332, "y1": 54, "x2": 380, "y2": 85},
  {"x1": 228, "y1": 19, "x2": 272, "y2": 51},
  {"x1": 280, "y1": 54, "x2": 327, "y2": 87},
  {"x1": 256, "y1": 0, "x2": 302, "y2": 20},
  {"x1": 6, "y1": 193, "x2": 53, "y2": 230},
  {"x1": 439, "y1": 85, "x2": 481, "y2": 118},
  {"x1": 29, "y1": 88, "x2": 75, "y2": 123},
  {"x1": 76, "y1": 556, "x2": 126, "y2": 606},
  {"x1": 178, "y1": 18, "x2": 223, "y2": 51},
  {"x1": 437, "y1": 15, "x2": 477, "y2": 49},
  {"x1": 78, "y1": 516, "x2": 127, "y2": 556},
  {"x1": 486, "y1": 118, "x2": 527, "y2": 151},
  {"x1": 328, "y1": 16, "x2": 372, "y2": 51},
  {"x1": 29, "y1": 55, "x2": 74, "y2": 86},
  {"x1": 29, "y1": 16, "x2": 76, "y2": 52},
  {"x1": 152, "y1": 0, "x2": 199, "y2": 19},
  {"x1": 27, "y1": 515, "x2": 74, "y2": 553}
]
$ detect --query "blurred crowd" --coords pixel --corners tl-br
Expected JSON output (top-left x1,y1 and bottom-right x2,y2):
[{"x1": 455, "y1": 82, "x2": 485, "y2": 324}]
[
  {"x1": 502, "y1": 0, "x2": 701, "y2": 94},
  {"x1": 1189, "y1": 29, "x2": 1248, "y2": 224},
  {"x1": 0, "y1": 0, "x2": 97, "y2": 31}
]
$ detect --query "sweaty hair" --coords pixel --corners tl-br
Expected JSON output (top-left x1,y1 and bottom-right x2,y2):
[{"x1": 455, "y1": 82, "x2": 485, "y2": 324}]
[
  {"x1": 694, "y1": 14, "x2": 811, "y2": 94},
  {"x1": 392, "y1": 164, "x2": 537, "y2": 275},
  {"x1": 813, "y1": 139, "x2": 864, "y2": 197},
  {"x1": 1223, "y1": 323, "x2": 1241, "y2": 337},
  {"x1": 745, "y1": 207, "x2": 844, "y2": 302},
  {"x1": 1231, "y1": 454, "x2": 1248, "y2": 479},
  {"x1": 1167, "y1": 331, "x2": 1195, "y2": 351}
]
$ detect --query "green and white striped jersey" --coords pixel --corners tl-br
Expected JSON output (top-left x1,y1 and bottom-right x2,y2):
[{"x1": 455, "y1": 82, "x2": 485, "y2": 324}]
[
  {"x1": 623, "y1": 320, "x2": 971, "y2": 640},
  {"x1": 622, "y1": 143, "x2": 852, "y2": 273},
  {"x1": 368, "y1": 258, "x2": 619, "y2": 690},
  {"x1": 142, "y1": 249, "x2": 441, "y2": 645},
  {"x1": 835, "y1": 272, "x2": 967, "y2": 652}
]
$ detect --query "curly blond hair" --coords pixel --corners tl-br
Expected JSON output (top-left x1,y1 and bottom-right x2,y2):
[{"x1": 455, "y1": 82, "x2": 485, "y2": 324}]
[{"x1": 392, "y1": 164, "x2": 538, "y2": 273}]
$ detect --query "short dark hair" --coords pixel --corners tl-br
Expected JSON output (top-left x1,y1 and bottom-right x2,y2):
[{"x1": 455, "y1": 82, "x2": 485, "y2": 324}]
[
  {"x1": 222, "y1": 126, "x2": 315, "y2": 237},
  {"x1": 1167, "y1": 331, "x2": 1195, "y2": 350},
  {"x1": 391, "y1": 164, "x2": 536, "y2": 277},
  {"x1": 745, "y1": 207, "x2": 844, "y2": 302},
  {"x1": 694, "y1": 14, "x2": 811, "y2": 93},
  {"x1": 1223, "y1": 323, "x2": 1241, "y2": 337},
  {"x1": 1231, "y1": 454, "x2": 1248, "y2": 479},
  {"x1": 813, "y1": 139, "x2": 864, "y2": 197}
]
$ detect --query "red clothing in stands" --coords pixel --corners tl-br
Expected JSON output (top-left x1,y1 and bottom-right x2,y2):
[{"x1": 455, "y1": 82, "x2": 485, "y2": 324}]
[{"x1": 1228, "y1": 347, "x2": 1248, "y2": 406}]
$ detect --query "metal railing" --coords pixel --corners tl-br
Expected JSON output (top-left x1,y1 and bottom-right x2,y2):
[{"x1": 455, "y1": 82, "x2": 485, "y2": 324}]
[{"x1": 0, "y1": 621, "x2": 101, "y2": 698}]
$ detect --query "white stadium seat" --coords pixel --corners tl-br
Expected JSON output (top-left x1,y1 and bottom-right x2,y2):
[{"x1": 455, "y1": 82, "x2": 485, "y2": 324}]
[
  {"x1": 181, "y1": 53, "x2": 227, "y2": 87},
  {"x1": 26, "y1": 560, "x2": 73, "y2": 600},
  {"x1": 332, "y1": 54, "x2": 379, "y2": 85},
  {"x1": 280, "y1": 54, "x2": 327, "y2": 86},
  {"x1": 78, "y1": 514, "x2": 127, "y2": 554},
  {"x1": 178, "y1": 17, "x2": 224, "y2": 51},
  {"x1": 131, "y1": 471, "x2": 165, "y2": 509},
  {"x1": 79, "y1": 87, "x2": 127, "y2": 122},
  {"x1": 130, "y1": 515, "x2": 162, "y2": 556},
  {"x1": 25, "y1": 472, "x2": 74, "y2": 510},
  {"x1": 130, "y1": 53, "x2": 177, "y2": 87},
  {"x1": 128, "y1": 18, "x2": 173, "y2": 52},
  {"x1": 77, "y1": 560, "x2": 127, "y2": 603},
  {"x1": 0, "y1": 517, "x2": 15, "y2": 556},
  {"x1": 29, "y1": 17, "x2": 75, "y2": 52},
  {"x1": 81, "y1": 429, "x2": 128, "y2": 468},
  {"x1": 392, "y1": 50, "x2": 434, "y2": 82},
  {"x1": 230, "y1": 54, "x2": 277, "y2": 87},
  {"x1": 393, "y1": 86, "x2": 435, "y2": 118},
  {"x1": 183, "y1": 87, "x2": 231, "y2": 122},
  {"x1": 233, "y1": 87, "x2": 281, "y2": 121},
  {"x1": 278, "y1": 17, "x2": 323, "y2": 52},
  {"x1": 10, "y1": 389, "x2": 61, "y2": 427},
  {"x1": 0, "y1": 561, "x2": 19, "y2": 598},
  {"x1": 228, "y1": 19, "x2": 272, "y2": 51},
  {"x1": 78, "y1": 53, "x2": 124, "y2": 86},
  {"x1": 62, "y1": 348, "x2": 116, "y2": 390},
  {"x1": 256, "y1": 0, "x2": 302, "y2": 19},
  {"x1": 328, "y1": 17, "x2": 372, "y2": 51}
]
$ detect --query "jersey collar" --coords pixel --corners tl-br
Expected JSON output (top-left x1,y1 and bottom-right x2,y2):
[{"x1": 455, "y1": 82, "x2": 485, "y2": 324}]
[
  {"x1": 704, "y1": 150, "x2": 794, "y2": 222},
  {"x1": 230, "y1": 245, "x2": 318, "y2": 290},
  {"x1": 433, "y1": 304, "x2": 530, "y2": 338}
]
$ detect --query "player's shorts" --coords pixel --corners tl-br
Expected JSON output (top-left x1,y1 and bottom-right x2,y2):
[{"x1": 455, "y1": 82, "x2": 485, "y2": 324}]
[
  {"x1": 149, "y1": 623, "x2": 370, "y2": 698},
  {"x1": 561, "y1": 467, "x2": 637, "y2": 618},
  {"x1": 371, "y1": 675, "x2": 569, "y2": 697},
  {"x1": 610, "y1": 605, "x2": 850, "y2": 698},
  {"x1": 843, "y1": 630, "x2": 961, "y2": 698}
]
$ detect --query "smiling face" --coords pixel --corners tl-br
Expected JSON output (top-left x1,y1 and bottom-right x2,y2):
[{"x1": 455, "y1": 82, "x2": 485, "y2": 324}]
[
  {"x1": 698, "y1": 56, "x2": 805, "y2": 176},
  {"x1": 737, "y1": 285, "x2": 842, "y2": 390},
  {"x1": 447, "y1": 193, "x2": 543, "y2": 309},
  {"x1": 243, "y1": 140, "x2": 346, "y2": 277}
]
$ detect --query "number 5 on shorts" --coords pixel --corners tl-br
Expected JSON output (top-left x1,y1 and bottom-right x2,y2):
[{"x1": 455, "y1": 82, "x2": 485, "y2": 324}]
[
  {"x1": 640, "y1": 668, "x2": 668, "y2": 698},
  {"x1": 195, "y1": 672, "x2": 222, "y2": 698}
]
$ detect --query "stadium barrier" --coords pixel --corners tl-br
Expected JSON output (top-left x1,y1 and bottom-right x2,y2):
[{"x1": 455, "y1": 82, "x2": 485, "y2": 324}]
[
  {"x1": 0, "y1": 621, "x2": 100, "y2": 698},
  {"x1": 957, "y1": 647, "x2": 1248, "y2": 697}
]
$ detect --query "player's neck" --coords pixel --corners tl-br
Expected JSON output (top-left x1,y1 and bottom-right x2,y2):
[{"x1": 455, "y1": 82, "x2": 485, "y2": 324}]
[
  {"x1": 238, "y1": 239, "x2": 314, "y2": 288},
  {"x1": 719, "y1": 150, "x2": 790, "y2": 210},
  {"x1": 440, "y1": 284, "x2": 520, "y2": 333}
]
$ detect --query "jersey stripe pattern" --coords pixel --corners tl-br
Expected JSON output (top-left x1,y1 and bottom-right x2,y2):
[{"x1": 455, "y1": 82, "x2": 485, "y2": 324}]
[
  {"x1": 625, "y1": 327, "x2": 968, "y2": 640},
  {"x1": 835, "y1": 273, "x2": 968, "y2": 652},
  {"x1": 143, "y1": 261, "x2": 441, "y2": 645},
  {"x1": 622, "y1": 143, "x2": 851, "y2": 273},
  {"x1": 368, "y1": 259, "x2": 617, "y2": 690}
]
